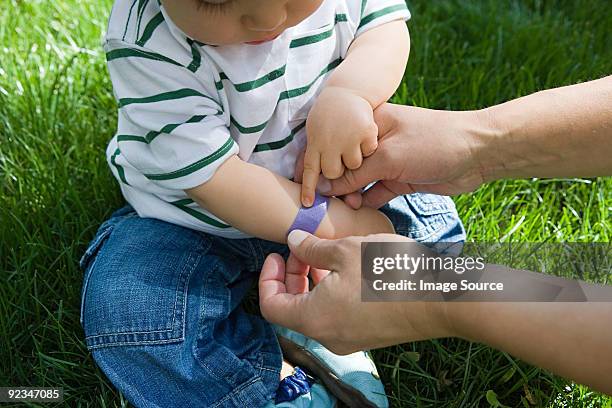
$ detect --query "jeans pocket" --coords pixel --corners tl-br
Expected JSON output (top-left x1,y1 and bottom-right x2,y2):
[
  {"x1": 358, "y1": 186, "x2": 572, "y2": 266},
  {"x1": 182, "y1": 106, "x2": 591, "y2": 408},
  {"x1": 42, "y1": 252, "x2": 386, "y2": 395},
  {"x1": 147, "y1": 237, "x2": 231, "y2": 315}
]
[
  {"x1": 406, "y1": 193, "x2": 457, "y2": 216},
  {"x1": 79, "y1": 223, "x2": 114, "y2": 326},
  {"x1": 382, "y1": 193, "x2": 465, "y2": 243},
  {"x1": 81, "y1": 215, "x2": 207, "y2": 349}
]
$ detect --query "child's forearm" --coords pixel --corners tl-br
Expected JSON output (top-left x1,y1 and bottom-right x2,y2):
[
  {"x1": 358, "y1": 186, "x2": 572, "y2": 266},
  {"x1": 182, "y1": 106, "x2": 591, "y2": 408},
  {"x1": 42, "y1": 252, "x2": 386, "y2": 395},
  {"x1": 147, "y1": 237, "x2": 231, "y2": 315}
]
[
  {"x1": 185, "y1": 156, "x2": 394, "y2": 243},
  {"x1": 324, "y1": 21, "x2": 410, "y2": 108}
]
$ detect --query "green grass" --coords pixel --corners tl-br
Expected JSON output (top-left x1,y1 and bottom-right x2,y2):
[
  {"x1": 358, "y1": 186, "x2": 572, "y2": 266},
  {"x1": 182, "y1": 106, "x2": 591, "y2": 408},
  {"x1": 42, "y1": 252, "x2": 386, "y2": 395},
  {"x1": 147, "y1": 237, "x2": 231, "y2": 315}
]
[{"x1": 0, "y1": 0, "x2": 610, "y2": 406}]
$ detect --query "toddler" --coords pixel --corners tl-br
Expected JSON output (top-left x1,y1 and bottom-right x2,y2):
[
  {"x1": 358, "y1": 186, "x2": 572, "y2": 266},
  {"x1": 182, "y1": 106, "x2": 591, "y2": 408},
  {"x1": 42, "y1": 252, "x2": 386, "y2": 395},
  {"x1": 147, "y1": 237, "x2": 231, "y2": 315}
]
[{"x1": 79, "y1": 0, "x2": 465, "y2": 407}]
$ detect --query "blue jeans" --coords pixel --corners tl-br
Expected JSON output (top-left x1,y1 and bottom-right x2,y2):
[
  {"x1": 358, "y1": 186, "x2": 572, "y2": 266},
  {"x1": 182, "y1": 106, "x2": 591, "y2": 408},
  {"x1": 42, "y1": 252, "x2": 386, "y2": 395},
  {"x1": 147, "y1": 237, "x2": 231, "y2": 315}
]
[{"x1": 79, "y1": 194, "x2": 465, "y2": 407}]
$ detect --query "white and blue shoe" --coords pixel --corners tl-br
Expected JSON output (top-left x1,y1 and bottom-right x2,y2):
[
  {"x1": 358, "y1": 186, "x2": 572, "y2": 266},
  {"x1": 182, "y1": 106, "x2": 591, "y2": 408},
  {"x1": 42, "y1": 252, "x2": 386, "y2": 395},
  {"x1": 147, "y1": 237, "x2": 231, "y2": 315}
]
[
  {"x1": 265, "y1": 381, "x2": 337, "y2": 408},
  {"x1": 274, "y1": 325, "x2": 388, "y2": 408}
]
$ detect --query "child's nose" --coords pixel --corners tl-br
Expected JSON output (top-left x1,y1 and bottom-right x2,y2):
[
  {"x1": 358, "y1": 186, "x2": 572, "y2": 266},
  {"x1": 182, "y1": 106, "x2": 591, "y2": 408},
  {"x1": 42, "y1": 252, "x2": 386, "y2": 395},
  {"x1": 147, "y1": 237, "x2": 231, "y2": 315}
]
[{"x1": 243, "y1": 0, "x2": 288, "y2": 32}]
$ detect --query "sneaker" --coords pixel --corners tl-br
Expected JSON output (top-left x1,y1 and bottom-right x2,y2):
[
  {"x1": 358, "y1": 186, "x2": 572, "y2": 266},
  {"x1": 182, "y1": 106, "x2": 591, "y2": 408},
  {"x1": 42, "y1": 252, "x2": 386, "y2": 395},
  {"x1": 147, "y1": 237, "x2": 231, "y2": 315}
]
[
  {"x1": 274, "y1": 325, "x2": 388, "y2": 408},
  {"x1": 265, "y1": 380, "x2": 337, "y2": 407}
]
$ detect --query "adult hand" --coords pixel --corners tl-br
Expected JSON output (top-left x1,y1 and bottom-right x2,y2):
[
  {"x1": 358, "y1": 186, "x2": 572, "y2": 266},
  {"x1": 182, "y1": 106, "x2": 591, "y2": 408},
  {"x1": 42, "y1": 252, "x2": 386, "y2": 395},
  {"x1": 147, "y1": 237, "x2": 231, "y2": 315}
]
[
  {"x1": 297, "y1": 104, "x2": 487, "y2": 209},
  {"x1": 259, "y1": 230, "x2": 451, "y2": 354},
  {"x1": 259, "y1": 230, "x2": 612, "y2": 394},
  {"x1": 306, "y1": 76, "x2": 612, "y2": 209}
]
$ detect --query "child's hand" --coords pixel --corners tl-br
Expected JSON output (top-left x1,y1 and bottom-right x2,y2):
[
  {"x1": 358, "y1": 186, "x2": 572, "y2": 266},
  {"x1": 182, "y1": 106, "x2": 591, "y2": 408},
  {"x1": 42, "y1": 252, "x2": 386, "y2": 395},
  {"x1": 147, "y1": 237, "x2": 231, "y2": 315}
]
[{"x1": 301, "y1": 86, "x2": 378, "y2": 207}]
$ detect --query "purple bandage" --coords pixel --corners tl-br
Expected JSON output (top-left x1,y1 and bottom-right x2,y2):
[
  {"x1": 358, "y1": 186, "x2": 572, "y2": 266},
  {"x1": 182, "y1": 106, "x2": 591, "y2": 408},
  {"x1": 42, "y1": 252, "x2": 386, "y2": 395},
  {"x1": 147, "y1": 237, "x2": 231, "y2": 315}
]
[{"x1": 287, "y1": 193, "x2": 329, "y2": 235}]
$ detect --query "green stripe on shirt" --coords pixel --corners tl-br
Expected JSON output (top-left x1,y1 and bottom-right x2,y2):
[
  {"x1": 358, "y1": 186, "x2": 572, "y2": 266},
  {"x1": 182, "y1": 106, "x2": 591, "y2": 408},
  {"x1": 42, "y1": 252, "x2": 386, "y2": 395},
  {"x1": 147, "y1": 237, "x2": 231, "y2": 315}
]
[
  {"x1": 358, "y1": 4, "x2": 408, "y2": 29},
  {"x1": 106, "y1": 48, "x2": 183, "y2": 67},
  {"x1": 118, "y1": 88, "x2": 219, "y2": 108},
  {"x1": 186, "y1": 39, "x2": 202, "y2": 73},
  {"x1": 170, "y1": 199, "x2": 231, "y2": 229},
  {"x1": 290, "y1": 29, "x2": 334, "y2": 48},
  {"x1": 117, "y1": 114, "x2": 214, "y2": 144},
  {"x1": 360, "y1": 0, "x2": 368, "y2": 19},
  {"x1": 122, "y1": 0, "x2": 138, "y2": 41},
  {"x1": 217, "y1": 65, "x2": 287, "y2": 93},
  {"x1": 110, "y1": 148, "x2": 129, "y2": 185},
  {"x1": 229, "y1": 58, "x2": 342, "y2": 136},
  {"x1": 144, "y1": 136, "x2": 235, "y2": 180},
  {"x1": 289, "y1": 14, "x2": 348, "y2": 48},
  {"x1": 278, "y1": 58, "x2": 342, "y2": 101},
  {"x1": 135, "y1": 0, "x2": 149, "y2": 39},
  {"x1": 253, "y1": 121, "x2": 306, "y2": 153},
  {"x1": 136, "y1": 11, "x2": 164, "y2": 46},
  {"x1": 230, "y1": 116, "x2": 268, "y2": 134}
]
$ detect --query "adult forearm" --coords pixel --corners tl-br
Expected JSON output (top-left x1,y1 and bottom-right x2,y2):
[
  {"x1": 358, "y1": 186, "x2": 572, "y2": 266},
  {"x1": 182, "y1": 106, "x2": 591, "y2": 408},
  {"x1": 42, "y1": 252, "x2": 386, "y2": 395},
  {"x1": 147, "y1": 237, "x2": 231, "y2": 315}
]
[
  {"x1": 447, "y1": 300, "x2": 612, "y2": 394},
  {"x1": 186, "y1": 156, "x2": 393, "y2": 243},
  {"x1": 476, "y1": 75, "x2": 612, "y2": 181}
]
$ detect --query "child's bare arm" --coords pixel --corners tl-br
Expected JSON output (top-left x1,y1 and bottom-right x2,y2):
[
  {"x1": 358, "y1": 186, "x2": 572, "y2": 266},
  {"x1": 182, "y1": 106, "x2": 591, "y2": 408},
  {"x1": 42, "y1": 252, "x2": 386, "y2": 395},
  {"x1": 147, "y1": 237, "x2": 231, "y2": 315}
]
[
  {"x1": 326, "y1": 20, "x2": 410, "y2": 109},
  {"x1": 185, "y1": 155, "x2": 394, "y2": 243},
  {"x1": 301, "y1": 21, "x2": 411, "y2": 206}
]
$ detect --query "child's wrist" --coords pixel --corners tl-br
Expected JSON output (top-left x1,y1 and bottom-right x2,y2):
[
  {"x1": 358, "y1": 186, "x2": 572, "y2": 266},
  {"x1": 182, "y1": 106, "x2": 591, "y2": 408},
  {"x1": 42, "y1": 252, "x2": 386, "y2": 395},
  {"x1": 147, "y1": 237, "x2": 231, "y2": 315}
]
[{"x1": 320, "y1": 85, "x2": 375, "y2": 109}]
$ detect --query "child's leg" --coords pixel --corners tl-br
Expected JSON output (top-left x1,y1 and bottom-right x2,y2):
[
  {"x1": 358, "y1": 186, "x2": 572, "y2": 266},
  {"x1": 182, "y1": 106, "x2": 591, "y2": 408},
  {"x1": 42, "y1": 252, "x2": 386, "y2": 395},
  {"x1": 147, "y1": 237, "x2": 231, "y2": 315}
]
[
  {"x1": 80, "y1": 206, "x2": 288, "y2": 407},
  {"x1": 378, "y1": 193, "x2": 466, "y2": 245}
]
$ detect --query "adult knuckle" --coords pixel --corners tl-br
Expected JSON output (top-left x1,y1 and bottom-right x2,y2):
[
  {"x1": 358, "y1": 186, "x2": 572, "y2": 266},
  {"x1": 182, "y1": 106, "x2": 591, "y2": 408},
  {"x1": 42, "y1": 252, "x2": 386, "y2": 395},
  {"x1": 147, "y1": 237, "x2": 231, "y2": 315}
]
[{"x1": 343, "y1": 169, "x2": 360, "y2": 188}]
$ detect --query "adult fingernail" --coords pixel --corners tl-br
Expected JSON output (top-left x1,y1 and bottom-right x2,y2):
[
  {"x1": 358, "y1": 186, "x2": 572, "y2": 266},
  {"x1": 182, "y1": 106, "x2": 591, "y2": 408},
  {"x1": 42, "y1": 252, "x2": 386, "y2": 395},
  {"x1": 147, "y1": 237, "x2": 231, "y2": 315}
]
[
  {"x1": 288, "y1": 230, "x2": 309, "y2": 247},
  {"x1": 316, "y1": 178, "x2": 331, "y2": 194}
]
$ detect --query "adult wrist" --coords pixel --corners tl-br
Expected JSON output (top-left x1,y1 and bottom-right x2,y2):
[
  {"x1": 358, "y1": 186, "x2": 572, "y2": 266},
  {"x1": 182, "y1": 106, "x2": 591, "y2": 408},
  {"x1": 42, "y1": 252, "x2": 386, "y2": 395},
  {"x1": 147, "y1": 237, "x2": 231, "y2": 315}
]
[
  {"x1": 394, "y1": 301, "x2": 460, "y2": 342},
  {"x1": 471, "y1": 107, "x2": 511, "y2": 183}
]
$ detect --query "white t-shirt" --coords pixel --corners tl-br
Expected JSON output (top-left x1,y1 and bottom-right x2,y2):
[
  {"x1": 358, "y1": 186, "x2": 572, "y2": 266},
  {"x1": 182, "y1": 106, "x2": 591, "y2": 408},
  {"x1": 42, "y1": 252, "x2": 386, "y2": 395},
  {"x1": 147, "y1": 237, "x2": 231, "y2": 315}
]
[{"x1": 104, "y1": 0, "x2": 410, "y2": 238}]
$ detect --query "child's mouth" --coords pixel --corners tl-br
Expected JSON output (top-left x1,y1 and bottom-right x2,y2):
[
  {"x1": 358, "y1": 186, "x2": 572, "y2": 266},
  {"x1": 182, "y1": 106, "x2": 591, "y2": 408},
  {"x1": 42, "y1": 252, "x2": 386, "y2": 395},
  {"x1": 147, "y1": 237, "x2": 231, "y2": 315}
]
[{"x1": 245, "y1": 33, "x2": 281, "y2": 45}]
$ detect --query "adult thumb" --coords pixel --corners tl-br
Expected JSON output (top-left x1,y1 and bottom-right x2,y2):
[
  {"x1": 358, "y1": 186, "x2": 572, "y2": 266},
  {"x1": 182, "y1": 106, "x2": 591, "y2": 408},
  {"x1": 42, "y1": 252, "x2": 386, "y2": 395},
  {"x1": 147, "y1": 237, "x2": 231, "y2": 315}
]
[
  {"x1": 287, "y1": 230, "x2": 341, "y2": 272},
  {"x1": 320, "y1": 150, "x2": 386, "y2": 197}
]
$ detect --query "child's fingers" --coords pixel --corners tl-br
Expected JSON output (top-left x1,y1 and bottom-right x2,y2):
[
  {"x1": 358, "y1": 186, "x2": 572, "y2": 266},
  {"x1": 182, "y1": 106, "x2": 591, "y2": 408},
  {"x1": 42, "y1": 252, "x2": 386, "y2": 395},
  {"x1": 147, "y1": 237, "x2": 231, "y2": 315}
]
[
  {"x1": 361, "y1": 138, "x2": 379, "y2": 157},
  {"x1": 342, "y1": 147, "x2": 363, "y2": 170},
  {"x1": 321, "y1": 152, "x2": 344, "y2": 180},
  {"x1": 301, "y1": 148, "x2": 321, "y2": 207}
]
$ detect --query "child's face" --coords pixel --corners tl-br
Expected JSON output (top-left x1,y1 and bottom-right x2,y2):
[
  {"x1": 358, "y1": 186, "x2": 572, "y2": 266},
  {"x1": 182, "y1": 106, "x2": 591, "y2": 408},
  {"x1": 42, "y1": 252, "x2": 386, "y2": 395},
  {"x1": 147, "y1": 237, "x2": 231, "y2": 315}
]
[{"x1": 162, "y1": 0, "x2": 325, "y2": 45}]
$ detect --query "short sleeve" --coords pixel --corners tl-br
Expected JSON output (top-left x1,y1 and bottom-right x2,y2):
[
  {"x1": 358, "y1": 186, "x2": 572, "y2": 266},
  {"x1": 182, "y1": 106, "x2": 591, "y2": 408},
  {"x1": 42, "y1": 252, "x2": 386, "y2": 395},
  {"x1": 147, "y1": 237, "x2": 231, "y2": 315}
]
[
  {"x1": 355, "y1": 0, "x2": 411, "y2": 37},
  {"x1": 105, "y1": 39, "x2": 238, "y2": 190}
]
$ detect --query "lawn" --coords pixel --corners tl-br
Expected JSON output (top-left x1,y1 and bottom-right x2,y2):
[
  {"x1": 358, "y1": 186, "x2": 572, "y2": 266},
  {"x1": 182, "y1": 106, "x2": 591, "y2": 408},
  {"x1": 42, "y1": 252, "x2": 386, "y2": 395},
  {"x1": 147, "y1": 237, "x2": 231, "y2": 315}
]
[{"x1": 1, "y1": 0, "x2": 610, "y2": 406}]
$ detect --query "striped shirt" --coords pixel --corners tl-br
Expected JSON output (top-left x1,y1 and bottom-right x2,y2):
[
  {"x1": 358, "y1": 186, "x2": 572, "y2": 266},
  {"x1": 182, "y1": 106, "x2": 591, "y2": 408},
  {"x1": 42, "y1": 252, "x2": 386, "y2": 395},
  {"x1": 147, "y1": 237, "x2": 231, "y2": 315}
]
[{"x1": 104, "y1": 0, "x2": 411, "y2": 238}]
